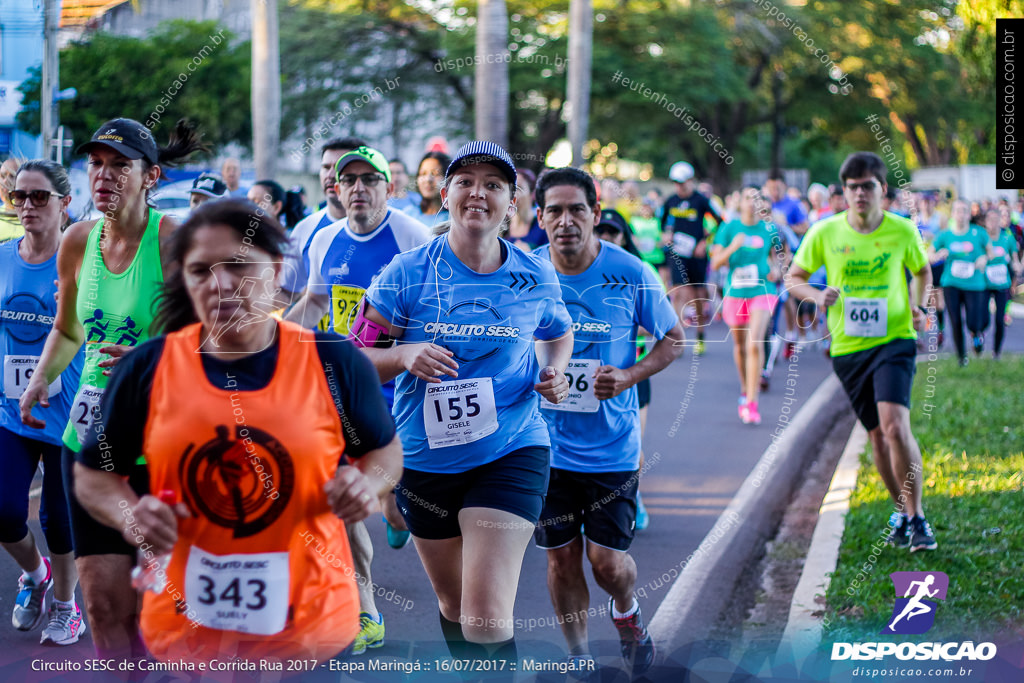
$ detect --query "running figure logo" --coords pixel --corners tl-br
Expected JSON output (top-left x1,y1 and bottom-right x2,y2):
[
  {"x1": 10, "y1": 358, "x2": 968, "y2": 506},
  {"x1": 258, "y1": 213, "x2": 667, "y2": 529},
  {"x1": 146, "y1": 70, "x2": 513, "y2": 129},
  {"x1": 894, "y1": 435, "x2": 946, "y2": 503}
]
[{"x1": 881, "y1": 571, "x2": 948, "y2": 635}]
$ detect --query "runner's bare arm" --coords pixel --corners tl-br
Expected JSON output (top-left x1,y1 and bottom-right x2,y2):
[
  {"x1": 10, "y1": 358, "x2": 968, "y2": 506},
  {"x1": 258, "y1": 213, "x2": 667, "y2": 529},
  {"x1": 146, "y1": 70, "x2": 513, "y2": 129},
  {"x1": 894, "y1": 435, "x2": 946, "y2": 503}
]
[
  {"x1": 911, "y1": 264, "x2": 932, "y2": 332},
  {"x1": 785, "y1": 265, "x2": 837, "y2": 308},
  {"x1": 709, "y1": 234, "x2": 745, "y2": 271},
  {"x1": 594, "y1": 320, "x2": 686, "y2": 401},
  {"x1": 355, "y1": 303, "x2": 459, "y2": 383},
  {"x1": 19, "y1": 221, "x2": 93, "y2": 427},
  {"x1": 326, "y1": 434, "x2": 403, "y2": 523},
  {"x1": 533, "y1": 331, "x2": 573, "y2": 403},
  {"x1": 283, "y1": 289, "x2": 330, "y2": 328},
  {"x1": 74, "y1": 463, "x2": 187, "y2": 555}
]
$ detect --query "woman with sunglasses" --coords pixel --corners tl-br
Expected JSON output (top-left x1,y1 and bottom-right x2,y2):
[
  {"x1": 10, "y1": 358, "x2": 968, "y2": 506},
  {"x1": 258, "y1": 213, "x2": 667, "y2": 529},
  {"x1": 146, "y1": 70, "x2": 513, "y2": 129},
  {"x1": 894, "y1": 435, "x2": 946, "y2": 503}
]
[
  {"x1": 1, "y1": 161, "x2": 84, "y2": 645},
  {"x1": 356, "y1": 142, "x2": 573, "y2": 674},
  {"x1": 19, "y1": 118, "x2": 205, "y2": 661}
]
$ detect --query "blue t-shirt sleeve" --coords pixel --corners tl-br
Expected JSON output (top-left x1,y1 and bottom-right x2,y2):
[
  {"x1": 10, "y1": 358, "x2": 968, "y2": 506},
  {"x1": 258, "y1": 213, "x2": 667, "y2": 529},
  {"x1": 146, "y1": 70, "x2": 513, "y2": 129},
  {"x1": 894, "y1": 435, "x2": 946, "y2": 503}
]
[
  {"x1": 365, "y1": 254, "x2": 411, "y2": 332},
  {"x1": 533, "y1": 259, "x2": 572, "y2": 341},
  {"x1": 634, "y1": 261, "x2": 679, "y2": 339}
]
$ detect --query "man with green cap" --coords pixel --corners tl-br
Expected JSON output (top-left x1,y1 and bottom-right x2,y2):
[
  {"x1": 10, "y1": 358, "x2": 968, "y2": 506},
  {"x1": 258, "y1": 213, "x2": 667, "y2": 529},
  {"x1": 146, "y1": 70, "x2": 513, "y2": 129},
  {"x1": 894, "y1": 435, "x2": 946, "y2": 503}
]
[{"x1": 286, "y1": 145, "x2": 429, "y2": 654}]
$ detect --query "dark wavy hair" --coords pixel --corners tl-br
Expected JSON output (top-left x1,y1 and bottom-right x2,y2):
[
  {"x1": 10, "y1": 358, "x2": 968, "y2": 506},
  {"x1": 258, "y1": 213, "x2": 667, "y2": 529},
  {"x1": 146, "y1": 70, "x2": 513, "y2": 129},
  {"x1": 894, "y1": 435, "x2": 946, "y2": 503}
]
[
  {"x1": 152, "y1": 198, "x2": 289, "y2": 334},
  {"x1": 417, "y1": 151, "x2": 452, "y2": 213},
  {"x1": 148, "y1": 119, "x2": 209, "y2": 178}
]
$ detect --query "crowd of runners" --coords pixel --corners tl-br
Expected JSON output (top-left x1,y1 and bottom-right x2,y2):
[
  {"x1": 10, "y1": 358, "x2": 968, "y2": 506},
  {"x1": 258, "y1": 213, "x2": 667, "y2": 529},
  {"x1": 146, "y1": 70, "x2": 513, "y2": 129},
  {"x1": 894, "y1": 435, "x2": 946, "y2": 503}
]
[{"x1": 0, "y1": 117, "x2": 1021, "y2": 681}]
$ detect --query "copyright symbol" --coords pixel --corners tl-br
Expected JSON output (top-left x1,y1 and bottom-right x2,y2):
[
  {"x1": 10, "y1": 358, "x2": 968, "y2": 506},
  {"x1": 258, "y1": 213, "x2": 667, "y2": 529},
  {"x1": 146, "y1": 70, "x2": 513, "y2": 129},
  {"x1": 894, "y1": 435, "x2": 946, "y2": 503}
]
[{"x1": 1003, "y1": 168, "x2": 1015, "y2": 183}]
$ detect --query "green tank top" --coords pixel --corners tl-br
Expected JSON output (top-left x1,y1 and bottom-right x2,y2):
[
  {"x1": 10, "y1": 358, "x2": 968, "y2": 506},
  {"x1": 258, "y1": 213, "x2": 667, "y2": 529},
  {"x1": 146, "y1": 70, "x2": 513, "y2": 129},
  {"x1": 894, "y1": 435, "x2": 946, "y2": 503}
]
[{"x1": 63, "y1": 208, "x2": 165, "y2": 451}]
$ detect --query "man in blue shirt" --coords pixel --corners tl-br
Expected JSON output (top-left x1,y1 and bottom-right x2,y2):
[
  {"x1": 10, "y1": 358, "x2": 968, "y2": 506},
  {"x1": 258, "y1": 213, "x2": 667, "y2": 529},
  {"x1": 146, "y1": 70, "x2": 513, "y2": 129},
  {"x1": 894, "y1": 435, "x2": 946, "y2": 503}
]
[{"x1": 533, "y1": 168, "x2": 685, "y2": 675}]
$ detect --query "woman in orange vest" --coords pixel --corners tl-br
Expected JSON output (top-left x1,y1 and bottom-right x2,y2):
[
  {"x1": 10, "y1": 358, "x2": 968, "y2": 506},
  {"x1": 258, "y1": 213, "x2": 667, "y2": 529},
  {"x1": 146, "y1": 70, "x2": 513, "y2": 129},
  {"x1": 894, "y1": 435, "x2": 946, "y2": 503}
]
[{"x1": 71, "y1": 198, "x2": 402, "y2": 664}]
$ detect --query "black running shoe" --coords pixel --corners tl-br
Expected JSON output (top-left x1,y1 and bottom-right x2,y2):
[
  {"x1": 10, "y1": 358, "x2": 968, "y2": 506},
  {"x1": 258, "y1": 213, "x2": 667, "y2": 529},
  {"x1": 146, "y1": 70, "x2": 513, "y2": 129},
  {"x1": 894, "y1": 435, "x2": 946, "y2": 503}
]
[
  {"x1": 609, "y1": 597, "x2": 655, "y2": 674},
  {"x1": 972, "y1": 335, "x2": 984, "y2": 356},
  {"x1": 909, "y1": 516, "x2": 938, "y2": 552},
  {"x1": 887, "y1": 512, "x2": 910, "y2": 548}
]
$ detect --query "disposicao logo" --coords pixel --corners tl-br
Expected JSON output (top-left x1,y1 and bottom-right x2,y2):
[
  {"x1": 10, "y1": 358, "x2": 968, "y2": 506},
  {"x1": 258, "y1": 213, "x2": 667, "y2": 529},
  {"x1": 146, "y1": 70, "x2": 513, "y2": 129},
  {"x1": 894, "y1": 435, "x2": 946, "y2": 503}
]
[
  {"x1": 882, "y1": 571, "x2": 947, "y2": 635},
  {"x1": 831, "y1": 571, "x2": 997, "y2": 662}
]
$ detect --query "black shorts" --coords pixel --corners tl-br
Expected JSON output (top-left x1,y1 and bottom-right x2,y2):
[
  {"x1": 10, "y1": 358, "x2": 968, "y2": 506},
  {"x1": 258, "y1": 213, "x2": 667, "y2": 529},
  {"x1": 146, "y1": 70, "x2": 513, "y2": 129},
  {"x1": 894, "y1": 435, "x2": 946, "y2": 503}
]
[
  {"x1": 534, "y1": 468, "x2": 639, "y2": 552},
  {"x1": 636, "y1": 377, "x2": 651, "y2": 408},
  {"x1": 63, "y1": 446, "x2": 149, "y2": 558},
  {"x1": 395, "y1": 446, "x2": 550, "y2": 540},
  {"x1": 930, "y1": 262, "x2": 945, "y2": 289},
  {"x1": 831, "y1": 338, "x2": 917, "y2": 432},
  {"x1": 667, "y1": 254, "x2": 709, "y2": 287}
]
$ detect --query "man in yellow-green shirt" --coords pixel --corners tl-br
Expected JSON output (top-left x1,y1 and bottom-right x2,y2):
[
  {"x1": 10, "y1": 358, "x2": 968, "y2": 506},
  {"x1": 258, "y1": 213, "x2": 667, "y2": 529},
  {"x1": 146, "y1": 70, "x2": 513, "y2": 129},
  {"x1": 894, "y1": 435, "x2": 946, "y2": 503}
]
[{"x1": 787, "y1": 151, "x2": 936, "y2": 553}]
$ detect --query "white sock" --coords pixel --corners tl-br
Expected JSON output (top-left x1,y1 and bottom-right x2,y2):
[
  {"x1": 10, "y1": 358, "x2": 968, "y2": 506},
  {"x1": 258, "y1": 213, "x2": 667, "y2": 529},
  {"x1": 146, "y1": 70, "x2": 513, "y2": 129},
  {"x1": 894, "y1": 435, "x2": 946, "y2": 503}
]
[
  {"x1": 611, "y1": 598, "x2": 639, "y2": 619},
  {"x1": 26, "y1": 558, "x2": 48, "y2": 584},
  {"x1": 53, "y1": 598, "x2": 75, "y2": 609}
]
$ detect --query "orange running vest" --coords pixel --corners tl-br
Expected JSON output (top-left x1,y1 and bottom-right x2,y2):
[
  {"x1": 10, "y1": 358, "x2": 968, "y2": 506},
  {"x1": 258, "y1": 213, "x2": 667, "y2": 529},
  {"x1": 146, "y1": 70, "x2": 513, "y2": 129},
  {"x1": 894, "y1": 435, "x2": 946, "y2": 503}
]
[{"x1": 140, "y1": 321, "x2": 359, "y2": 663}]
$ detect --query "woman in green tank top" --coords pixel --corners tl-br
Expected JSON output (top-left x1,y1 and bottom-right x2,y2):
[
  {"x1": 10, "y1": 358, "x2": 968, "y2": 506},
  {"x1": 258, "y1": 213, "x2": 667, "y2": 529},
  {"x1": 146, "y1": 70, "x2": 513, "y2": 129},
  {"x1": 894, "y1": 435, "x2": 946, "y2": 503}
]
[{"x1": 19, "y1": 118, "x2": 206, "y2": 661}]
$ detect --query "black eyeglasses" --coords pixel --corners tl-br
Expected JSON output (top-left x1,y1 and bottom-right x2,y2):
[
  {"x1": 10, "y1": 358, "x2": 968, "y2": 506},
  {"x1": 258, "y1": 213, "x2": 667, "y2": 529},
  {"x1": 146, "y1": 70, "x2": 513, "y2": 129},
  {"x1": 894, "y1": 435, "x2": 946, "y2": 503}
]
[
  {"x1": 337, "y1": 173, "x2": 386, "y2": 188},
  {"x1": 10, "y1": 190, "x2": 64, "y2": 207},
  {"x1": 844, "y1": 180, "x2": 878, "y2": 194}
]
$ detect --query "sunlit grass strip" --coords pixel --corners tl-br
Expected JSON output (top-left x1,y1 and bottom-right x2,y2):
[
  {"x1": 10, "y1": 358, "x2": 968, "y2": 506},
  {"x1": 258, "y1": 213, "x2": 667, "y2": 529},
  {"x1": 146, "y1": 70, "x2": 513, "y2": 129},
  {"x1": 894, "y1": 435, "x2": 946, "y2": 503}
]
[{"x1": 822, "y1": 356, "x2": 1024, "y2": 642}]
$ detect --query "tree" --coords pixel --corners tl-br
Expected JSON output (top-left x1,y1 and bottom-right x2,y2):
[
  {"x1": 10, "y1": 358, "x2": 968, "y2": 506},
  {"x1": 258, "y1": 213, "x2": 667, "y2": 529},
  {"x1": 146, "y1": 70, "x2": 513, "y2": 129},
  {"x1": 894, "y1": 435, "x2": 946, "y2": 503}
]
[{"x1": 17, "y1": 20, "x2": 251, "y2": 155}]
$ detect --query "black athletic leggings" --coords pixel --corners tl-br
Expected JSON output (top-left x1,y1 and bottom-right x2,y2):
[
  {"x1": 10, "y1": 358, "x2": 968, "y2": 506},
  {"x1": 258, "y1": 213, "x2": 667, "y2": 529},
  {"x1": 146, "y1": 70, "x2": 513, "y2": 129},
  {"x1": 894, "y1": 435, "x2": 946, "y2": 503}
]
[
  {"x1": 943, "y1": 286, "x2": 986, "y2": 358},
  {"x1": 984, "y1": 288, "x2": 1011, "y2": 354}
]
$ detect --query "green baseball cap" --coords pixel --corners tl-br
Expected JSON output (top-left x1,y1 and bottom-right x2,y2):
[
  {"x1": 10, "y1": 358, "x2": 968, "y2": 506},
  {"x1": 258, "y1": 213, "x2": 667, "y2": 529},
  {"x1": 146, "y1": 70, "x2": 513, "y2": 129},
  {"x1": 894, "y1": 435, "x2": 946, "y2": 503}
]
[{"x1": 334, "y1": 146, "x2": 392, "y2": 183}]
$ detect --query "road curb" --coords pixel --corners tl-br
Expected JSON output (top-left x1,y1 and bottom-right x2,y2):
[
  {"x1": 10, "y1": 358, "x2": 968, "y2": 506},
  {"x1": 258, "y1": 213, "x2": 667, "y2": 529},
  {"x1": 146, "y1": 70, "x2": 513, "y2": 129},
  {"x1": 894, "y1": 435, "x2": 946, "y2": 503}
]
[
  {"x1": 648, "y1": 372, "x2": 853, "y2": 652},
  {"x1": 777, "y1": 421, "x2": 867, "y2": 663}
]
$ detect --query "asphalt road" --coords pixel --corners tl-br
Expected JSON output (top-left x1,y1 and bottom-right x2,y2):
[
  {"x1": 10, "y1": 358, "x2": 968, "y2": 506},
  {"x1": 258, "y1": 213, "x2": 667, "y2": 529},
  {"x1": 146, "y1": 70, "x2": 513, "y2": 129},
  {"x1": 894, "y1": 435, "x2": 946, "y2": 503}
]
[{"x1": 1, "y1": 317, "x2": 1018, "y2": 682}]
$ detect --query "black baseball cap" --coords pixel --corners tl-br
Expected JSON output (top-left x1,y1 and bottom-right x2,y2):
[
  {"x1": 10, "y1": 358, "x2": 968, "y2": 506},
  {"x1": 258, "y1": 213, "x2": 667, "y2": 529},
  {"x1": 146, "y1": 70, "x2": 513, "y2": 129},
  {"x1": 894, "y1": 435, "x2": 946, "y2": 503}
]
[
  {"x1": 76, "y1": 118, "x2": 158, "y2": 165},
  {"x1": 596, "y1": 208, "x2": 629, "y2": 233},
  {"x1": 445, "y1": 141, "x2": 517, "y2": 188},
  {"x1": 190, "y1": 174, "x2": 227, "y2": 198}
]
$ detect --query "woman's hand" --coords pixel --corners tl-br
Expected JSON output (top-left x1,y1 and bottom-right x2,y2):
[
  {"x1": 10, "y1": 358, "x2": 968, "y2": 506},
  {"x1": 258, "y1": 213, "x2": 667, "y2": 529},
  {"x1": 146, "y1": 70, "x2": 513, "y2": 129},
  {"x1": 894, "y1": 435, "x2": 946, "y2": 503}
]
[
  {"x1": 18, "y1": 380, "x2": 50, "y2": 429},
  {"x1": 534, "y1": 365, "x2": 569, "y2": 404},
  {"x1": 325, "y1": 465, "x2": 381, "y2": 523},
  {"x1": 400, "y1": 343, "x2": 459, "y2": 383},
  {"x1": 126, "y1": 495, "x2": 189, "y2": 555},
  {"x1": 97, "y1": 344, "x2": 135, "y2": 376}
]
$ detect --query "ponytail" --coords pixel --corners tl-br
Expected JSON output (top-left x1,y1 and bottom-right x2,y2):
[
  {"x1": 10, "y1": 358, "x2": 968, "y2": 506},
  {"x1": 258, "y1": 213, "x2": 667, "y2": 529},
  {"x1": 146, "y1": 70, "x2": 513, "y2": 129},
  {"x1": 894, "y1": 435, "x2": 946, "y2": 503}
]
[{"x1": 150, "y1": 119, "x2": 209, "y2": 174}]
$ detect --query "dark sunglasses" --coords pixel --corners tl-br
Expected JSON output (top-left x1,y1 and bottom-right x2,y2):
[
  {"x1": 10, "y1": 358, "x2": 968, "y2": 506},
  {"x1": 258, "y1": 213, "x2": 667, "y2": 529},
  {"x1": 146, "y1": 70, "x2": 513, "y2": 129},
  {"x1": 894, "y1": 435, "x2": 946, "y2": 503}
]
[
  {"x1": 11, "y1": 189, "x2": 64, "y2": 207},
  {"x1": 337, "y1": 173, "x2": 386, "y2": 188}
]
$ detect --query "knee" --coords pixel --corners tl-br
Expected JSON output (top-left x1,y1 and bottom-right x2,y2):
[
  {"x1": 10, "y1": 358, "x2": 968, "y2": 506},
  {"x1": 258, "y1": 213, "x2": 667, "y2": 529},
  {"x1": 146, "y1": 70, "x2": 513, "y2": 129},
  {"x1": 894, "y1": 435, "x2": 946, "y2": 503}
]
[
  {"x1": 588, "y1": 549, "x2": 626, "y2": 583},
  {"x1": 547, "y1": 548, "x2": 582, "y2": 580},
  {"x1": 80, "y1": 581, "x2": 134, "y2": 627},
  {"x1": 880, "y1": 415, "x2": 910, "y2": 446}
]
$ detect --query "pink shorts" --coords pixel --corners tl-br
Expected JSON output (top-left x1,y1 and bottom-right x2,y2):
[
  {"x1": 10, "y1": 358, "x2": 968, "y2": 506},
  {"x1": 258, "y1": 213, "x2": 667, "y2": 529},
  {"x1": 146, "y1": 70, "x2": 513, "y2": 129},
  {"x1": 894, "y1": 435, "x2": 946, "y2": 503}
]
[{"x1": 723, "y1": 294, "x2": 778, "y2": 328}]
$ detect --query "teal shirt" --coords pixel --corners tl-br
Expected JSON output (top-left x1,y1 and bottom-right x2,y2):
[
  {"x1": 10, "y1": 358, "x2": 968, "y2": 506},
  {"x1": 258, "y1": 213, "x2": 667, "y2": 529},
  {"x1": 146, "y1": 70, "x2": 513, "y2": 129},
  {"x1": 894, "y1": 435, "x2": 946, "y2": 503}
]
[
  {"x1": 713, "y1": 219, "x2": 782, "y2": 298},
  {"x1": 933, "y1": 227, "x2": 990, "y2": 291},
  {"x1": 985, "y1": 229, "x2": 1017, "y2": 290}
]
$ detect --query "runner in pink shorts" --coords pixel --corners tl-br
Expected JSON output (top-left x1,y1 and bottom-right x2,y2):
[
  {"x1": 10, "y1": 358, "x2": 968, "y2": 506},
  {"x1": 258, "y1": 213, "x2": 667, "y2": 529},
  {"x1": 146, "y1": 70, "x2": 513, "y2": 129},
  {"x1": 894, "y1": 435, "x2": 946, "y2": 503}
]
[{"x1": 710, "y1": 186, "x2": 788, "y2": 424}]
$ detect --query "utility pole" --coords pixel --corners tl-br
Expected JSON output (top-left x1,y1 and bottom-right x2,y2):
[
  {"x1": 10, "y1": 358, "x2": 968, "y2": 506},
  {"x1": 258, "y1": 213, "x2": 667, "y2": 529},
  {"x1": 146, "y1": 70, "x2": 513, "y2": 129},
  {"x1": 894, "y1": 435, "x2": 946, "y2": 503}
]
[
  {"x1": 41, "y1": 0, "x2": 59, "y2": 160},
  {"x1": 567, "y1": 0, "x2": 592, "y2": 168},
  {"x1": 252, "y1": 0, "x2": 281, "y2": 179}
]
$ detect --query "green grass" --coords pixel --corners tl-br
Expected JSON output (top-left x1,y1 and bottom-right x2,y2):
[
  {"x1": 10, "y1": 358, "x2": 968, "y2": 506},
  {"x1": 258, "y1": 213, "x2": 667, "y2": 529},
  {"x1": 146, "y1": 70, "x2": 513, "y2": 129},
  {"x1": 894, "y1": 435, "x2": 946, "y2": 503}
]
[{"x1": 822, "y1": 355, "x2": 1024, "y2": 642}]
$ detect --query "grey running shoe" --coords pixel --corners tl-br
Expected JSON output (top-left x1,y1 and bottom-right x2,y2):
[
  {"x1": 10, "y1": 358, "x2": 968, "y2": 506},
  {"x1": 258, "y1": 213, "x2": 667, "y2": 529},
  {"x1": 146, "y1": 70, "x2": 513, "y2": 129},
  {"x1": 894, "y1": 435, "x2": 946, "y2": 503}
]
[{"x1": 12, "y1": 558, "x2": 52, "y2": 631}]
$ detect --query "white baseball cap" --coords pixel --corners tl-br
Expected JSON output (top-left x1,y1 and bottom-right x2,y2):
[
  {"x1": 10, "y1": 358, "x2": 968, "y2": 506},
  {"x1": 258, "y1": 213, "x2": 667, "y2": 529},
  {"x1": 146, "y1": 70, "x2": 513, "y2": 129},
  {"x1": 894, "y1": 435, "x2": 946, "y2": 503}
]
[{"x1": 669, "y1": 161, "x2": 695, "y2": 183}]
